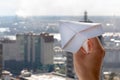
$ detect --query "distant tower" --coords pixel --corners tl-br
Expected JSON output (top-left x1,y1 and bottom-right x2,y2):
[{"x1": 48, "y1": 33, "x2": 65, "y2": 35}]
[
  {"x1": 83, "y1": 11, "x2": 92, "y2": 23},
  {"x1": 84, "y1": 11, "x2": 88, "y2": 22}
]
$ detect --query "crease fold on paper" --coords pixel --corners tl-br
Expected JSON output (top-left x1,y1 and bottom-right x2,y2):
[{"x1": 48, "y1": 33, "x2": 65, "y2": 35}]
[{"x1": 59, "y1": 20, "x2": 104, "y2": 53}]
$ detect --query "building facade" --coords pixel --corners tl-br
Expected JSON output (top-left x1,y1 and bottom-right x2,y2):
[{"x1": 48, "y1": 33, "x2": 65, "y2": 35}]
[
  {"x1": 103, "y1": 32, "x2": 120, "y2": 72},
  {"x1": 66, "y1": 52, "x2": 75, "y2": 78},
  {"x1": 1, "y1": 32, "x2": 54, "y2": 74},
  {"x1": 103, "y1": 49, "x2": 120, "y2": 71},
  {"x1": 0, "y1": 44, "x2": 2, "y2": 77},
  {"x1": 0, "y1": 39, "x2": 23, "y2": 75},
  {"x1": 16, "y1": 32, "x2": 54, "y2": 71},
  {"x1": 40, "y1": 33, "x2": 54, "y2": 65}
]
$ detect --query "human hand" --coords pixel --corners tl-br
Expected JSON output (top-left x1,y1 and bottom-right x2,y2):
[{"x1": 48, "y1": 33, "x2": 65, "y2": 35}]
[{"x1": 73, "y1": 37, "x2": 105, "y2": 80}]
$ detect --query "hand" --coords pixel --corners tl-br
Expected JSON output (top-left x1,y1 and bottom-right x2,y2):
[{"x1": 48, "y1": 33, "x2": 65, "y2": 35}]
[{"x1": 73, "y1": 37, "x2": 105, "y2": 80}]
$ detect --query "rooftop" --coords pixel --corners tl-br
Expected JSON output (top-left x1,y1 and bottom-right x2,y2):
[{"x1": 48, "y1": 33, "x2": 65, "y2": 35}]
[{"x1": 22, "y1": 73, "x2": 67, "y2": 80}]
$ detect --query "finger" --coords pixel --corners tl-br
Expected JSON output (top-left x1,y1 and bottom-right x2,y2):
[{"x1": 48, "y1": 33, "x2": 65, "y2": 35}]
[
  {"x1": 89, "y1": 37, "x2": 105, "y2": 55},
  {"x1": 74, "y1": 48, "x2": 86, "y2": 60},
  {"x1": 88, "y1": 39, "x2": 93, "y2": 53},
  {"x1": 80, "y1": 47, "x2": 87, "y2": 54},
  {"x1": 89, "y1": 37, "x2": 102, "y2": 49}
]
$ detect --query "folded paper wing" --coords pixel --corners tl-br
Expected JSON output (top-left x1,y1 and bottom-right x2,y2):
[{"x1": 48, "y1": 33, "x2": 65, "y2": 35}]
[{"x1": 59, "y1": 20, "x2": 104, "y2": 53}]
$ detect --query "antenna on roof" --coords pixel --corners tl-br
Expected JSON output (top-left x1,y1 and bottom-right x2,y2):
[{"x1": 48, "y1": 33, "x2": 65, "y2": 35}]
[
  {"x1": 84, "y1": 11, "x2": 88, "y2": 22},
  {"x1": 80, "y1": 11, "x2": 92, "y2": 23}
]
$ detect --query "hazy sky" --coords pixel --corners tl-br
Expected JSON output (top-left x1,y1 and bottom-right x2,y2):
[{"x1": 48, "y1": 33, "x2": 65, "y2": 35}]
[{"x1": 0, "y1": 0, "x2": 120, "y2": 17}]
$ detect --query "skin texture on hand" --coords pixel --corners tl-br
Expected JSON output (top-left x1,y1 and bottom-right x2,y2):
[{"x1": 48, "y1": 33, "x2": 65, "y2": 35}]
[{"x1": 73, "y1": 37, "x2": 105, "y2": 80}]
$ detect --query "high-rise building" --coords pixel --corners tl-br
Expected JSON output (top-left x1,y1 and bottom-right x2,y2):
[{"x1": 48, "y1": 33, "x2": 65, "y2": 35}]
[
  {"x1": 16, "y1": 32, "x2": 54, "y2": 70},
  {"x1": 0, "y1": 38, "x2": 23, "y2": 75},
  {"x1": 40, "y1": 33, "x2": 54, "y2": 65},
  {"x1": 0, "y1": 32, "x2": 54, "y2": 74},
  {"x1": 66, "y1": 52, "x2": 75, "y2": 78}
]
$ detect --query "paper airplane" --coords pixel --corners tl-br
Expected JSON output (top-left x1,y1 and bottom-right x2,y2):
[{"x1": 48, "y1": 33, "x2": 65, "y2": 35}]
[{"x1": 59, "y1": 20, "x2": 104, "y2": 53}]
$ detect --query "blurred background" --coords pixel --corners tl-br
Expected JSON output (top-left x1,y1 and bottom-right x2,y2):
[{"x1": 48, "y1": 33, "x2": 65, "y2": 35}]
[{"x1": 0, "y1": 0, "x2": 120, "y2": 80}]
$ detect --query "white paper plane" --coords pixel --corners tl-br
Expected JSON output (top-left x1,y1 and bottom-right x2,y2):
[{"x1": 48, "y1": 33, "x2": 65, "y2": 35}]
[{"x1": 59, "y1": 20, "x2": 104, "y2": 53}]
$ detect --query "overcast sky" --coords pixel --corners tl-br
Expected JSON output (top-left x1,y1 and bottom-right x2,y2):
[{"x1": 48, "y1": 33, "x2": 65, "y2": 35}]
[{"x1": 0, "y1": 0, "x2": 120, "y2": 17}]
